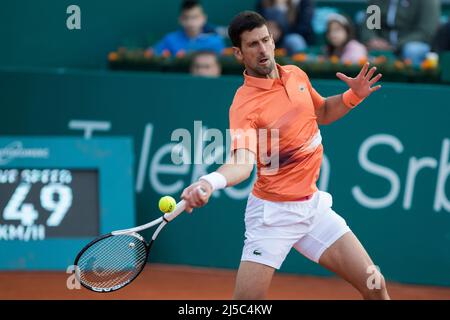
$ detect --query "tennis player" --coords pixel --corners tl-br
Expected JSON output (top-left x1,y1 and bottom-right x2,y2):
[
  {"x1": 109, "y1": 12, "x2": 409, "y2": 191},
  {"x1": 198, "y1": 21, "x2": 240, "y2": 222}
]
[{"x1": 181, "y1": 11, "x2": 390, "y2": 300}]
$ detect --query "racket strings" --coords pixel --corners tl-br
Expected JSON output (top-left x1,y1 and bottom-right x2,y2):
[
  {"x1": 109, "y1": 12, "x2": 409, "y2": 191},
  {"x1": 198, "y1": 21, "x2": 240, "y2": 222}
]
[
  {"x1": 77, "y1": 236, "x2": 146, "y2": 275},
  {"x1": 78, "y1": 237, "x2": 147, "y2": 288},
  {"x1": 78, "y1": 238, "x2": 145, "y2": 274},
  {"x1": 79, "y1": 248, "x2": 148, "y2": 285},
  {"x1": 76, "y1": 234, "x2": 148, "y2": 290}
]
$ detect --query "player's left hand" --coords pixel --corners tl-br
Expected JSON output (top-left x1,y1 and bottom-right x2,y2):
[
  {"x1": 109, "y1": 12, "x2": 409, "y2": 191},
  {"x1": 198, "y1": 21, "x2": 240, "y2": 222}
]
[{"x1": 336, "y1": 62, "x2": 382, "y2": 99}]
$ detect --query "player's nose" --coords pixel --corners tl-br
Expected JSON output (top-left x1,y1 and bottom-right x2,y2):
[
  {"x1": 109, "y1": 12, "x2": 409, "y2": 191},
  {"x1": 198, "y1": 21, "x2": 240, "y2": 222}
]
[{"x1": 258, "y1": 43, "x2": 268, "y2": 55}]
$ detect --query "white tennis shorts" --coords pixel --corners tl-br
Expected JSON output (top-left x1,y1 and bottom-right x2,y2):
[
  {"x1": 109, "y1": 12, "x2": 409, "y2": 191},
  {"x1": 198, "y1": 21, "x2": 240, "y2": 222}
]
[{"x1": 241, "y1": 191, "x2": 351, "y2": 269}]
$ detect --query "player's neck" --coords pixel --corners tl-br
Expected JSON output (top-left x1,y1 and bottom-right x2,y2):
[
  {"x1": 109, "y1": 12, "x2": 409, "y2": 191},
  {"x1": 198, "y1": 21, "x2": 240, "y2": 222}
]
[
  {"x1": 266, "y1": 67, "x2": 279, "y2": 79},
  {"x1": 246, "y1": 66, "x2": 279, "y2": 79}
]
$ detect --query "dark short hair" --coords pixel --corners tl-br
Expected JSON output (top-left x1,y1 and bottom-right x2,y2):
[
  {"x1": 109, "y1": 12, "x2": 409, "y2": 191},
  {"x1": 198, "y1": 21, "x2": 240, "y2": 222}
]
[
  {"x1": 180, "y1": 0, "x2": 201, "y2": 13},
  {"x1": 228, "y1": 11, "x2": 267, "y2": 48}
]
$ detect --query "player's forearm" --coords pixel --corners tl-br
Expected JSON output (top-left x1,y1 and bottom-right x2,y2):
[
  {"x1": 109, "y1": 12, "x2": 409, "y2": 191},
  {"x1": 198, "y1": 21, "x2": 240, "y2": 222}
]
[
  {"x1": 201, "y1": 149, "x2": 255, "y2": 190},
  {"x1": 216, "y1": 162, "x2": 253, "y2": 187},
  {"x1": 319, "y1": 95, "x2": 352, "y2": 125}
]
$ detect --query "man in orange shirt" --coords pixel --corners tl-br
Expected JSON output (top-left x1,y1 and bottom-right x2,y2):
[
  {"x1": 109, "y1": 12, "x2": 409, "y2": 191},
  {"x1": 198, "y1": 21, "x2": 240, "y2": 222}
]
[{"x1": 182, "y1": 11, "x2": 389, "y2": 300}]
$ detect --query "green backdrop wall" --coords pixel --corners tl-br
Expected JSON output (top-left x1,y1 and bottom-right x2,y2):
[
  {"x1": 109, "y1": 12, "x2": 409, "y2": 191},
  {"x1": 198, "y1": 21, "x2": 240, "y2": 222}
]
[
  {"x1": 0, "y1": 0, "x2": 249, "y2": 69},
  {"x1": 0, "y1": 67, "x2": 449, "y2": 287}
]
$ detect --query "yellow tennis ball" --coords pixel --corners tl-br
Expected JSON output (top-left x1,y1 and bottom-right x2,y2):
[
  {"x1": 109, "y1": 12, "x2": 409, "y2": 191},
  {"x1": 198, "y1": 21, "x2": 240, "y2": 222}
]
[{"x1": 159, "y1": 196, "x2": 176, "y2": 213}]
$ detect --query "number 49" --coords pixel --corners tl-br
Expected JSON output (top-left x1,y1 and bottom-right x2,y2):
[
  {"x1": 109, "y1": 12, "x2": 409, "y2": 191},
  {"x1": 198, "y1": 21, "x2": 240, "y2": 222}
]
[{"x1": 3, "y1": 183, "x2": 73, "y2": 226}]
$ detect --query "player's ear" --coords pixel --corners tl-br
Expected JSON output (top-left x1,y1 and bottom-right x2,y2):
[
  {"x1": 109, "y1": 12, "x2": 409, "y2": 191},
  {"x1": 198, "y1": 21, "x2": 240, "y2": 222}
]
[
  {"x1": 270, "y1": 34, "x2": 275, "y2": 48},
  {"x1": 233, "y1": 46, "x2": 243, "y2": 62}
]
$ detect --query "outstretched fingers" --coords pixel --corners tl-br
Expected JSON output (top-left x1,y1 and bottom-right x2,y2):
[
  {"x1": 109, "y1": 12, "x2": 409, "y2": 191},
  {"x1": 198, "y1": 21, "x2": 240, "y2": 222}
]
[
  {"x1": 369, "y1": 73, "x2": 383, "y2": 86},
  {"x1": 357, "y1": 62, "x2": 370, "y2": 78},
  {"x1": 370, "y1": 85, "x2": 382, "y2": 93},
  {"x1": 364, "y1": 66, "x2": 378, "y2": 81},
  {"x1": 336, "y1": 72, "x2": 352, "y2": 85}
]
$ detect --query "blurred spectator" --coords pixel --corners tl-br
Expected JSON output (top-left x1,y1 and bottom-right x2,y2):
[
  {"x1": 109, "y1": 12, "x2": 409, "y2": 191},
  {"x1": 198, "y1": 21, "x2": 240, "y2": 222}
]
[
  {"x1": 152, "y1": 0, "x2": 225, "y2": 56},
  {"x1": 360, "y1": 0, "x2": 441, "y2": 66},
  {"x1": 325, "y1": 13, "x2": 367, "y2": 63},
  {"x1": 433, "y1": 20, "x2": 450, "y2": 52},
  {"x1": 190, "y1": 51, "x2": 222, "y2": 77},
  {"x1": 256, "y1": 0, "x2": 315, "y2": 54}
]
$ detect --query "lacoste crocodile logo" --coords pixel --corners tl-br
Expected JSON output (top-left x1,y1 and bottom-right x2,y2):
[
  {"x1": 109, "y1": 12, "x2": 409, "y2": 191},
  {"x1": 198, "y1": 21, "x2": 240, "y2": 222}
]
[{"x1": 253, "y1": 250, "x2": 262, "y2": 256}]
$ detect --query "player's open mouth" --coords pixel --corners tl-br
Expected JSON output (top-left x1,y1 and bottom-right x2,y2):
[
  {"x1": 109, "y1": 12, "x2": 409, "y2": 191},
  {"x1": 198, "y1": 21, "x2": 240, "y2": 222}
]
[{"x1": 258, "y1": 58, "x2": 269, "y2": 65}]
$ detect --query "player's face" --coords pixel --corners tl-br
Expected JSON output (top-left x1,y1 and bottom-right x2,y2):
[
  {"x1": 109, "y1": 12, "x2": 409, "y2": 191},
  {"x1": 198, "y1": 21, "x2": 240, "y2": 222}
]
[{"x1": 234, "y1": 25, "x2": 276, "y2": 78}]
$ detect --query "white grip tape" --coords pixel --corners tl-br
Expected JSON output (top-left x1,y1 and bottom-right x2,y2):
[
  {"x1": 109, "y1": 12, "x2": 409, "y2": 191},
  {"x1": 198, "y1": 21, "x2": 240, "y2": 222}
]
[{"x1": 163, "y1": 199, "x2": 186, "y2": 222}]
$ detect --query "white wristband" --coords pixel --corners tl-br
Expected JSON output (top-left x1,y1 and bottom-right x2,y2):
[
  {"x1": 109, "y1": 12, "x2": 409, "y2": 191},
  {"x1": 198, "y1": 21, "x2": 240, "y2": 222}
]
[{"x1": 199, "y1": 172, "x2": 227, "y2": 191}]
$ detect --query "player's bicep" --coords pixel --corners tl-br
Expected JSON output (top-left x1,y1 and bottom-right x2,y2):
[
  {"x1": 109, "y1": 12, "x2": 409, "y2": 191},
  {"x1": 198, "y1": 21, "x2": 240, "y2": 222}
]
[
  {"x1": 230, "y1": 127, "x2": 258, "y2": 155},
  {"x1": 230, "y1": 148, "x2": 256, "y2": 166},
  {"x1": 218, "y1": 149, "x2": 255, "y2": 186}
]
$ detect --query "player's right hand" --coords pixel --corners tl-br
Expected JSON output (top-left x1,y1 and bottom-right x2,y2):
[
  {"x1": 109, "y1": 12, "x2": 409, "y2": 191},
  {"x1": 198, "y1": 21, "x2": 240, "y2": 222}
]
[{"x1": 181, "y1": 180, "x2": 213, "y2": 213}]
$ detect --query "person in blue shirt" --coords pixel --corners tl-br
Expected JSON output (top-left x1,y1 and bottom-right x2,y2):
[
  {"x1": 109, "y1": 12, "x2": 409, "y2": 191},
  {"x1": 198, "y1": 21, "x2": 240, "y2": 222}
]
[{"x1": 152, "y1": 0, "x2": 225, "y2": 56}]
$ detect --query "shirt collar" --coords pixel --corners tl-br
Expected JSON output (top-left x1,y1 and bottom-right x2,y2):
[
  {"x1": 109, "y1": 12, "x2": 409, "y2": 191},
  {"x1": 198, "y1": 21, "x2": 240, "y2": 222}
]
[{"x1": 243, "y1": 64, "x2": 292, "y2": 90}]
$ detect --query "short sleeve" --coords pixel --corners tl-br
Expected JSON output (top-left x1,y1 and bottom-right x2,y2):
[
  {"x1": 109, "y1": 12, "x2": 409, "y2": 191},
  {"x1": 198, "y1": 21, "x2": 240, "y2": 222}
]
[
  {"x1": 309, "y1": 85, "x2": 326, "y2": 110},
  {"x1": 229, "y1": 103, "x2": 258, "y2": 155},
  {"x1": 299, "y1": 68, "x2": 325, "y2": 109}
]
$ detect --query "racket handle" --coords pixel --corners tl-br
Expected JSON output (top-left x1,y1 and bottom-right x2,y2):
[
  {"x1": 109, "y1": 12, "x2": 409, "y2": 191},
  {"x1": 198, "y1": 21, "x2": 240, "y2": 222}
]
[
  {"x1": 163, "y1": 199, "x2": 186, "y2": 222},
  {"x1": 163, "y1": 186, "x2": 207, "y2": 222}
]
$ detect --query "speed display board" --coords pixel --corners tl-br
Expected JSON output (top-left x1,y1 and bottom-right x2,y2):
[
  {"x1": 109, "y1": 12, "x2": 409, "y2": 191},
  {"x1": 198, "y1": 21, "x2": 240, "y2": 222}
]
[
  {"x1": 0, "y1": 169, "x2": 99, "y2": 240},
  {"x1": 0, "y1": 137, "x2": 134, "y2": 270}
]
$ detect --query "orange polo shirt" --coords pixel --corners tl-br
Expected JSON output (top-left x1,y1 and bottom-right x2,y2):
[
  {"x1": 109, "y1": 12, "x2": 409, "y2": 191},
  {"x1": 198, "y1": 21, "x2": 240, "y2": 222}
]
[{"x1": 229, "y1": 64, "x2": 325, "y2": 202}]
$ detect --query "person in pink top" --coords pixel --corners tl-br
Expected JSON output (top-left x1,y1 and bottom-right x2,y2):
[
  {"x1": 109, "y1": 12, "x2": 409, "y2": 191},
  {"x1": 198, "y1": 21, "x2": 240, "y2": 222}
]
[{"x1": 325, "y1": 13, "x2": 368, "y2": 64}]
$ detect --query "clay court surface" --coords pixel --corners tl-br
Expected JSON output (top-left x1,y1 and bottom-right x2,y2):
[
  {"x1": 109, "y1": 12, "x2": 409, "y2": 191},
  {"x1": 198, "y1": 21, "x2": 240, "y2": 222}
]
[{"x1": 1, "y1": 263, "x2": 449, "y2": 300}]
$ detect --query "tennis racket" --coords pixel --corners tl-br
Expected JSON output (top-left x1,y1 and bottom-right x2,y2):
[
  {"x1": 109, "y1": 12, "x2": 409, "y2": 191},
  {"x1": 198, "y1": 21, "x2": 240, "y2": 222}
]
[{"x1": 74, "y1": 187, "x2": 205, "y2": 293}]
